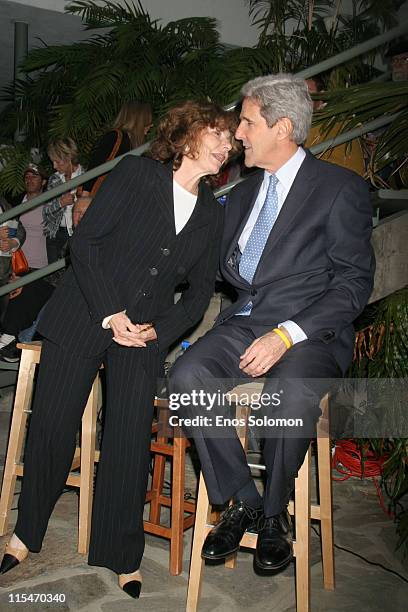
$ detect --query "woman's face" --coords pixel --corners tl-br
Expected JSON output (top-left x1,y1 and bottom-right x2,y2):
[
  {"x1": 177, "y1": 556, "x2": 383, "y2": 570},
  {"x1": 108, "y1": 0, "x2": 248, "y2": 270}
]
[
  {"x1": 192, "y1": 126, "x2": 233, "y2": 176},
  {"x1": 51, "y1": 156, "x2": 72, "y2": 177}
]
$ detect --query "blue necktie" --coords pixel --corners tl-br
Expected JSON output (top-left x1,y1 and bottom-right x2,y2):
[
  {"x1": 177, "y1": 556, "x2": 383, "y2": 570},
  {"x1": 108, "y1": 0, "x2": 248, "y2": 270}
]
[{"x1": 237, "y1": 174, "x2": 279, "y2": 315}]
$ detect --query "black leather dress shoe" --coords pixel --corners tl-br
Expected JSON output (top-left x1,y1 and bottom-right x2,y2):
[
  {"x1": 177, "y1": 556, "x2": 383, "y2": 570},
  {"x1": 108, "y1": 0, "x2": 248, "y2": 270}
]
[
  {"x1": 202, "y1": 500, "x2": 262, "y2": 560},
  {"x1": 254, "y1": 510, "x2": 293, "y2": 572}
]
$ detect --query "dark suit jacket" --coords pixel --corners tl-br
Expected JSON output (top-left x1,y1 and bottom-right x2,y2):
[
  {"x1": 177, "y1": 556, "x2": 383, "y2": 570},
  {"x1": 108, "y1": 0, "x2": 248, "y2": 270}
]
[
  {"x1": 38, "y1": 155, "x2": 224, "y2": 357},
  {"x1": 215, "y1": 150, "x2": 375, "y2": 373}
]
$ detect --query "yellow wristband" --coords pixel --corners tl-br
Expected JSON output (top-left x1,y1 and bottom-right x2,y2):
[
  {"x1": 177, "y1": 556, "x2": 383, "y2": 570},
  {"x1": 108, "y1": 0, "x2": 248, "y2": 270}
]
[{"x1": 273, "y1": 327, "x2": 292, "y2": 349}]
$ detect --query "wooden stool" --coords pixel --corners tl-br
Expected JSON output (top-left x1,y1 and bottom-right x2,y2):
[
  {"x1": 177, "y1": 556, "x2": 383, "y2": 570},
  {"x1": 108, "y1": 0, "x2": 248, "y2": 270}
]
[
  {"x1": 144, "y1": 401, "x2": 196, "y2": 575},
  {"x1": 186, "y1": 386, "x2": 334, "y2": 612},
  {"x1": 0, "y1": 342, "x2": 99, "y2": 554},
  {"x1": 0, "y1": 343, "x2": 196, "y2": 573}
]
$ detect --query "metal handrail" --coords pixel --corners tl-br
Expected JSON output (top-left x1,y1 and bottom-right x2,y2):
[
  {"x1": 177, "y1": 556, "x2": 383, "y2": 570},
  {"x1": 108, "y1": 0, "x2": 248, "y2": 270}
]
[
  {"x1": 1, "y1": 20, "x2": 407, "y2": 225},
  {"x1": 0, "y1": 110, "x2": 403, "y2": 297},
  {"x1": 0, "y1": 23, "x2": 406, "y2": 295}
]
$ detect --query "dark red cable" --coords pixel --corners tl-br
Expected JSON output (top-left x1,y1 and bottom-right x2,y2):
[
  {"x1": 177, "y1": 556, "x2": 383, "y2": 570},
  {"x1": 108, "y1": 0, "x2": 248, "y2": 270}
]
[{"x1": 332, "y1": 440, "x2": 395, "y2": 518}]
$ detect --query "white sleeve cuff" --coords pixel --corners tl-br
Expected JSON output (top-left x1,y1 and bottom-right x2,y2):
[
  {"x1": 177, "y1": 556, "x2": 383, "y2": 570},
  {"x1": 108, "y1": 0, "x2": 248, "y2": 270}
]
[
  {"x1": 102, "y1": 310, "x2": 126, "y2": 329},
  {"x1": 278, "y1": 320, "x2": 307, "y2": 345},
  {"x1": 11, "y1": 239, "x2": 20, "y2": 252}
]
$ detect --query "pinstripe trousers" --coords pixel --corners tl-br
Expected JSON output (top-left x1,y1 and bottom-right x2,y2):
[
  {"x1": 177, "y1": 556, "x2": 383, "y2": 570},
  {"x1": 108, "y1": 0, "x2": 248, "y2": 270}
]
[{"x1": 15, "y1": 338, "x2": 160, "y2": 574}]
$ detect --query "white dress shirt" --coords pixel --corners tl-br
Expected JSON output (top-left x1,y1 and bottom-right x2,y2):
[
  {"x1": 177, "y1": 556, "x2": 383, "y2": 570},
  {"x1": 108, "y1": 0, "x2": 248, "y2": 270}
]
[{"x1": 238, "y1": 146, "x2": 307, "y2": 345}]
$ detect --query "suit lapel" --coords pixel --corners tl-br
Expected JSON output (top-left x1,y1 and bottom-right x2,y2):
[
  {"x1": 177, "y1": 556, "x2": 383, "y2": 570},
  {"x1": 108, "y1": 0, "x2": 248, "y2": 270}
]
[
  {"x1": 221, "y1": 172, "x2": 263, "y2": 288},
  {"x1": 225, "y1": 171, "x2": 263, "y2": 264},
  {"x1": 177, "y1": 180, "x2": 213, "y2": 236},
  {"x1": 153, "y1": 162, "x2": 176, "y2": 233}
]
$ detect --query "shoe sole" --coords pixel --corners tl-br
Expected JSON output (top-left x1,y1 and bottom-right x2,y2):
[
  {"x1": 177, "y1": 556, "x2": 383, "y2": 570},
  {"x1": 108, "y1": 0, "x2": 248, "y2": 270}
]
[
  {"x1": 254, "y1": 552, "x2": 293, "y2": 572},
  {"x1": 201, "y1": 545, "x2": 240, "y2": 561}
]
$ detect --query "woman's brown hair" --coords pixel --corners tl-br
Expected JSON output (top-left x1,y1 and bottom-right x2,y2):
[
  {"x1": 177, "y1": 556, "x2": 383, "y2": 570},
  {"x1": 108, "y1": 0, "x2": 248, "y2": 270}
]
[
  {"x1": 150, "y1": 100, "x2": 240, "y2": 170},
  {"x1": 113, "y1": 101, "x2": 153, "y2": 148}
]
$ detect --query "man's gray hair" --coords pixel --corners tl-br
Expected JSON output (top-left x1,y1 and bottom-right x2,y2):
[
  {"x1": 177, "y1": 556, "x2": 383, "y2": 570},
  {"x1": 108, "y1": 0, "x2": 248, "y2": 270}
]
[{"x1": 241, "y1": 74, "x2": 313, "y2": 144}]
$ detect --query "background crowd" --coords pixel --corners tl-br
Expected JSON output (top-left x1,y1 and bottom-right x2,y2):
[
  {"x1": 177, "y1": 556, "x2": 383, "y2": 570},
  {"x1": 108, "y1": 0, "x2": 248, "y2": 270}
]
[{"x1": 0, "y1": 101, "x2": 154, "y2": 364}]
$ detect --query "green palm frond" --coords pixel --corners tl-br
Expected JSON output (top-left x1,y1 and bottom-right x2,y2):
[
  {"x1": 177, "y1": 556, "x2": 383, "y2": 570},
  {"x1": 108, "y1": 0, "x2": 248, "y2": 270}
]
[
  {"x1": 163, "y1": 17, "x2": 220, "y2": 49},
  {"x1": 351, "y1": 0, "x2": 402, "y2": 31},
  {"x1": 312, "y1": 82, "x2": 408, "y2": 181},
  {"x1": 66, "y1": 0, "x2": 151, "y2": 29},
  {"x1": 0, "y1": 0, "x2": 404, "y2": 183},
  {"x1": 0, "y1": 145, "x2": 34, "y2": 196},
  {"x1": 22, "y1": 38, "x2": 109, "y2": 73}
]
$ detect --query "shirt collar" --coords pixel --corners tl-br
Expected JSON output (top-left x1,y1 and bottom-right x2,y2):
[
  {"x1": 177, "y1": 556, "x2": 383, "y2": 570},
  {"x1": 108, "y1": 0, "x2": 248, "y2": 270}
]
[{"x1": 263, "y1": 146, "x2": 306, "y2": 191}]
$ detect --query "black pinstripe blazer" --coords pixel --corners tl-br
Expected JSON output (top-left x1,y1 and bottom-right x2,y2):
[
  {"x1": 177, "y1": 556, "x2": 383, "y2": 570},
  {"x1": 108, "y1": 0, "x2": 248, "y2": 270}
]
[{"x1": 37, "y1": 155, "x2": 224, "y2": 357}]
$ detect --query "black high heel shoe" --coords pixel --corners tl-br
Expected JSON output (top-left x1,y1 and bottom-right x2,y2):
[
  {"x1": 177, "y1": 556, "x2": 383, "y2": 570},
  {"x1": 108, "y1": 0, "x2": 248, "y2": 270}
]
[
  {"x1": 118, "y1": 570, "x2": 142, "y2": 599},
  {"x1": 0, "y1": 542, "x2": 29, "y2": 575}
]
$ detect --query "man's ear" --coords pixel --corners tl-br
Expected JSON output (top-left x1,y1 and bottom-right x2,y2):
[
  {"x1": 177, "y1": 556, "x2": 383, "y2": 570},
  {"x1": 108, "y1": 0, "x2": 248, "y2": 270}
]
[{"x1": 277, "y1": 117, "x2": 293, "y2": 140}]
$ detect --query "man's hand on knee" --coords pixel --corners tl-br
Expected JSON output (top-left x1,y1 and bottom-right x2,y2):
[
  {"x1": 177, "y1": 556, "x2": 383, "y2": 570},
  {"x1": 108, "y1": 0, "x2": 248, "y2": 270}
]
[{"x1": 239, "y1": 331, "x2": 288, "y2": 377}]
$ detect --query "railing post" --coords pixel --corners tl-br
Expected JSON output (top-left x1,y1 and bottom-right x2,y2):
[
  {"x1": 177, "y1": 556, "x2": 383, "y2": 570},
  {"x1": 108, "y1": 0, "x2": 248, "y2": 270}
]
[{"x1": 13, "y1": 21, "x2": 28, "y2": 143}]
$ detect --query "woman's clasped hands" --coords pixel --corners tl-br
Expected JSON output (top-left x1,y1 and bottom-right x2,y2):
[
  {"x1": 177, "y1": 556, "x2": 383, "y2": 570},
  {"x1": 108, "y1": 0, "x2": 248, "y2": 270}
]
[{"x1": 108, "y1": 312, "x2": 157, "y2": 347}]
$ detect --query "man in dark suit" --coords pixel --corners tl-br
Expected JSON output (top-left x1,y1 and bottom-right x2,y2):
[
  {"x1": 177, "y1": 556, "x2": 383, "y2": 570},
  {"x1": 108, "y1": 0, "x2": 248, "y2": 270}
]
[{"x1": 169, "y1": 73, "x2": 375, "y2": 573}]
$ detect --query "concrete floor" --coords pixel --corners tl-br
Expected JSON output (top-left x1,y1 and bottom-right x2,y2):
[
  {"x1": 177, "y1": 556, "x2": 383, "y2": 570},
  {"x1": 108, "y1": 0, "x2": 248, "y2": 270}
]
[{"x1": 0, "y1": 386, "x2": 407, "y2": 611}]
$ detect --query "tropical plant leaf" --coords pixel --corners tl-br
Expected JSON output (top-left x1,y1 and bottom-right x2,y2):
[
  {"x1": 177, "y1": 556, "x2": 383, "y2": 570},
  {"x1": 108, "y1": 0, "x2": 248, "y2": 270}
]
[{"x1": 0, "y1": 145, "x2": 34, "y2": 196}]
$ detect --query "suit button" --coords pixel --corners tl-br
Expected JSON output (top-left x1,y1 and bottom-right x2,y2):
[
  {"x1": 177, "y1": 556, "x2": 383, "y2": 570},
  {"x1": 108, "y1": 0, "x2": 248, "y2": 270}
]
[
  {"x1": 149, "y1": 267, "x2": 158, "y2": 276},
  {"x1": 250, "y1": 289, "x2": 257, "y2": 296},
  {"x1": 161, "y1": 248, "x2": 170, "y2": 256},
  {"x1": 142, "y1": 290, "x2": 151, "y2": 298},
  {"x1": 177, "y1": 266, "x2": 186, "y2": 275}
]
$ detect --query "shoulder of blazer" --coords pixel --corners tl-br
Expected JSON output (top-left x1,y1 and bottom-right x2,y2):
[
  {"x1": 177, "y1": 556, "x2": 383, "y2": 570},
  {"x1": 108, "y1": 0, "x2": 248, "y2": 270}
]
[
  {"x1": 116, "y1": 153, "x2": 162, "y2": 175},
  {"x1": 199, "y1": 179, "x2": 219, "y2": 206},
  {"x1": 303, "y1": 147, "x2": 367, "y2": 189}
]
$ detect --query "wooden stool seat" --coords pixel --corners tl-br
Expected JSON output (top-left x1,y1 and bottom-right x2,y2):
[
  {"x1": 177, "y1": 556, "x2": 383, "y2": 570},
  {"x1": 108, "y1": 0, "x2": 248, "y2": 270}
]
[
  {"x1": 186, "y1": 385, "x2": 334, "y2": 612},
  {"x1": 0, "y1": 342, "x2": 195, "y2": 573}
]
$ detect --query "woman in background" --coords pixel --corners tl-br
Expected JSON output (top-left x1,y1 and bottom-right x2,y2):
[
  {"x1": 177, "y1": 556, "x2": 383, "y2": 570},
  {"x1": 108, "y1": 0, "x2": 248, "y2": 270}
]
[
  {"x1": 73, "y1": 101, "x2": 152, "y2": 225},
  {"x1": 0, "y1": 164, "x2": 51, "y2": 362},
  {"x1": 43, "y1": 138, "x2": 83, "y2": 263}
]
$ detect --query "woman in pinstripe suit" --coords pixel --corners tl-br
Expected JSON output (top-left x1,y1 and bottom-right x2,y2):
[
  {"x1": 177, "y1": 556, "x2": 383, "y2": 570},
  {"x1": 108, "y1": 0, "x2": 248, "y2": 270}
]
[{"x1": 1, "y1": 101, "x2": 237, "y2": 598}]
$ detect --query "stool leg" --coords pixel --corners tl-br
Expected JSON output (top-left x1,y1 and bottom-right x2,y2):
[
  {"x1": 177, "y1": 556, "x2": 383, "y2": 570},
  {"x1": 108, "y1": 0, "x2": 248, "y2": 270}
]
[
  {"x1": 317, "y1": 396, "x2": 335, "y2": 590},
  {"x1": 0, "y1": 352, "x2": 36, "y2": 535},
  {"x1": 186, "y1": 473, "x2": 212, "y2": 612},
  {"x1": 149, "y1": 406, "x2": 168, "y2": 525},
  {"x1": 225, "y1": 403, "x2": 250, "y2": 570},
  {"x1": 169, "y1": 433, "x2": 186, "y2": 575},
  {"x1": 149, "y1": 454, "x2": 166, "y2": 524},
  {"x1": 295, "y1": 447, "x2": 311, "y2": 612},
  {"x1": 78, "y1": 376, "x2": 98, "y2": 554}
]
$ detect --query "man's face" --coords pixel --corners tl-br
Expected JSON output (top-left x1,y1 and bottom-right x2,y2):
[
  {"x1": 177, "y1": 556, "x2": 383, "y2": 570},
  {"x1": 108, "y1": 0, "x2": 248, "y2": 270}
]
[
  {"x1": 235, "y1": 98, "x2": 280, "y2": 169},
  {"x1": 24, "y1": 171, "x2": 43, "y2": 194}
]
